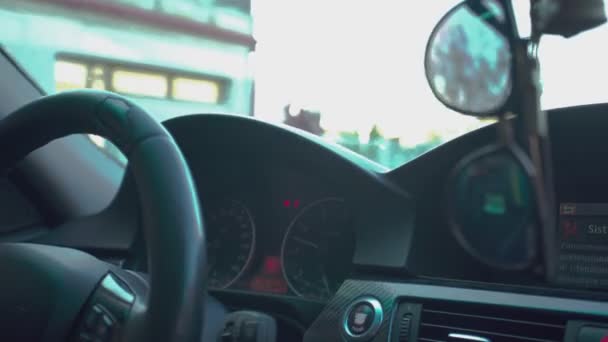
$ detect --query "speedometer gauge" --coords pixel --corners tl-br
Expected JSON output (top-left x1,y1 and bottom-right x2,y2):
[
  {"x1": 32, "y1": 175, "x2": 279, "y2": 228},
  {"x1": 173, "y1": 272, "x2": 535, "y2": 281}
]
[
  {"x1": 207, "y1": 200, "x2": 255, "y2": 289},
  {"x1": 281, "y1": 198, "x2": 355, "y2": 300}
]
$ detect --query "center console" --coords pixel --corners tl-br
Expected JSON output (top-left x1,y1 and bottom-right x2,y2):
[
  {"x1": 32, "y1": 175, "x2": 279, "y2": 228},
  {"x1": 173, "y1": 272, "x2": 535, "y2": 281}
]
[{"x1": 304, "y1": 280, "x2": 608, "y2": 341}]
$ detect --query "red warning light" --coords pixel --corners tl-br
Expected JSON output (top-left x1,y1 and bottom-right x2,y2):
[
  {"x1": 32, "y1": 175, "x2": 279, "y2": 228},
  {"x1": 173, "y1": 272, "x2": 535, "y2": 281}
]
[
  {"x1": 250, "y1": 256, "x2": 288, "y2": 294},
  {"x1": 263, "y1": 256, "x2": 281, "y2": 275},
  {"x1": 562, "y1": 220, "x2": 577, "y2": 238},
  {"x1": 283, "y1": 200, "x2": 301, "y2": 208}
]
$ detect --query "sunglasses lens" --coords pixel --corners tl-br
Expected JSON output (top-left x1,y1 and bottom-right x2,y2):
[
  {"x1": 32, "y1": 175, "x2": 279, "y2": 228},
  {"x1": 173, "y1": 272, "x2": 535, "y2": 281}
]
[{"x1": 450, "y1": 149, "x2": 536, "y2": 268}]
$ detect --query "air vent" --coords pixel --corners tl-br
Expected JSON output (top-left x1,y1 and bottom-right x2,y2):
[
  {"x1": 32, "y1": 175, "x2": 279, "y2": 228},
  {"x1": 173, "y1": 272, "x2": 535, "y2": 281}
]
[
  {"x1": 398, "y1": 314, "x2": 412, "y2": 341},
  {"x1": 418, "y1": 300, "x2": 567, "y2": 342}
]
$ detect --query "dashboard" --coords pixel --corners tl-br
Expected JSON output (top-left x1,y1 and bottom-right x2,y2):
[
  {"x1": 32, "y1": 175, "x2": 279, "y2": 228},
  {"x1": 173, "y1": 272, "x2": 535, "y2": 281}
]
[
  {"x1": 156, "y1": 107, "x2": 608, "y2": 300},
  {"x1": 179, "y1": 131, "x2": 356, "y2": 301},
  {"x1": 157, "y1": 107, "x2": 608, "y2": 341},
  {"x1": 156, "y1": 114, "x2": 411, "y2": 304},
  {"x1": 392, "y1": 103, "x2": 608, "y2": 293},
  {"x1": 202, "y1": 174, "x2": 354, "y2": 301},
  {"x1": 25, "y1": 104, "x2": 608, "y2": 341}
]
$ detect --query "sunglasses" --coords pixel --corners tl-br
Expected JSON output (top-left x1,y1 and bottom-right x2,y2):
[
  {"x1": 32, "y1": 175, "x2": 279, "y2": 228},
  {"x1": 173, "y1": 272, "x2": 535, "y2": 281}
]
[{"x1": 446, "y1": 114, "x2": 555, "y2": 271}]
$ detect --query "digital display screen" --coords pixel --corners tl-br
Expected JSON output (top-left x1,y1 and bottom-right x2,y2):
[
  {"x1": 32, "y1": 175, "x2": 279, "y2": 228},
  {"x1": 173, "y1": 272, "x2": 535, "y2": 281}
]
[{"x1": 557, "y1": 203, "x2": 608, "y2": 289}]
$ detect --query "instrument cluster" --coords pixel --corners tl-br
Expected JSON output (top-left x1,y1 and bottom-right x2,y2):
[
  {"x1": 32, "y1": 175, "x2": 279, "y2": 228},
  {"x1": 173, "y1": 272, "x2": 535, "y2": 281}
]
[
  {"x1": 205, "y1": 196, "x2": 354, "y2": 302},
  {"x1": 201, "y1": 164, "x2": 356, "y2": 302}
]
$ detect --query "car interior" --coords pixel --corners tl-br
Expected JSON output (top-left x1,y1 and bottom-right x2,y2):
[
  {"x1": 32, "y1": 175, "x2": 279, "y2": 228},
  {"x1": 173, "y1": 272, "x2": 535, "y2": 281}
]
[{"x1": 2, "y1": 0, "x2": 608, "y2": 342}]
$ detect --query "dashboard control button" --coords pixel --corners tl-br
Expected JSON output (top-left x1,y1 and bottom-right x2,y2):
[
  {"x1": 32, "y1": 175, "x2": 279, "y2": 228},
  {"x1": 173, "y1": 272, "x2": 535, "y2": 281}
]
[
  {"x1": 84, "y1": 305, "x2": 102, "y2": 330},
  {"x1": 348, "y1": 303, "x2": 375, "y2": 334},
  {"x1": 242, "y1": 320, "x2": 258, "y2": 342},
  {"x1": 578, "y1": 326, "x2": 608, "y2": 342},
  {"x1": 220, "y1": 311, "x2": 277, "y2": 342},
  {"x1": 220, "y1": 321, "x2": 235, "y2": 342},
  {"x1": 343, "y1": 297, "x2": 383, "y2": 340}
]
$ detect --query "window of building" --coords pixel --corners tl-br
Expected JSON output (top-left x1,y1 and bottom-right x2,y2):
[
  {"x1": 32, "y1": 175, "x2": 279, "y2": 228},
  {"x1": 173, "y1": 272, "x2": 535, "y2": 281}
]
[
  {"x1": 172, "y1": 77, "x2": 220, "y2": 103},
  {"x1": 54, "y1": 55, "x2": 228, "y2": 104},
  {"x1": 112, "y1": 69, "x2": 168, "y2": 98},
  {"x1": 54, "y1": 61, "x2": 87, "y2": 92}
]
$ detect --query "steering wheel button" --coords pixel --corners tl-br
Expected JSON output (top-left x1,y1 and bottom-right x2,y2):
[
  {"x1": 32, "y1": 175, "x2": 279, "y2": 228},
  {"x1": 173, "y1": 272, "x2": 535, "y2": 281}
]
[
  {"x1": 94, "y1": 314, "x2": 114, "y2": 339},
  {"x1": 84, "y1": 305, "x2": 103, "y2": 330}
]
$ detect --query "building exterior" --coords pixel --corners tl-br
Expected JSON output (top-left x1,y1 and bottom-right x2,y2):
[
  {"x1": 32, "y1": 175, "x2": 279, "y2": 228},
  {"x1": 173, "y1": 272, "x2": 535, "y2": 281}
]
[{"x1": 0, "y1": 0, "x2": 255, "y2": 121}]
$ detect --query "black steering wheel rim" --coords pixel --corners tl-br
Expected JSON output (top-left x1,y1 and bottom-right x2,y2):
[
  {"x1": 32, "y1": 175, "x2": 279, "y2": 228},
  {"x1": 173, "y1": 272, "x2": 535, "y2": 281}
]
[{"x1": 0, "y1": 90, "x2": 207, "y2": 341}]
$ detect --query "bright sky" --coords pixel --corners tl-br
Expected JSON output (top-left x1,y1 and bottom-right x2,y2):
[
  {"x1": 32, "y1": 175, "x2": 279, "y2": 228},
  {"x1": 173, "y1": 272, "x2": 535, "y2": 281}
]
[
  {"x1": 250, "y1": 0, "x2": 608, "y2": 147},
  {"x1": 250, "y1": 0, "x2": 485, "y2": 146},
  {"x1": 540, "y1": 24, "x2": 608, "y2": 109}
]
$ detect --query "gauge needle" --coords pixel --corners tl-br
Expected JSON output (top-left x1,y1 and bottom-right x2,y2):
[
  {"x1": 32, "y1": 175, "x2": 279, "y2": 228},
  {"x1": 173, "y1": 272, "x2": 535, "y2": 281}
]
[
  {"x1": 292, "y1": 236, "x2": 319, "y2": 249},
  {"x1": 321, "y1": 273, "x2": 331, "y2": 296}
]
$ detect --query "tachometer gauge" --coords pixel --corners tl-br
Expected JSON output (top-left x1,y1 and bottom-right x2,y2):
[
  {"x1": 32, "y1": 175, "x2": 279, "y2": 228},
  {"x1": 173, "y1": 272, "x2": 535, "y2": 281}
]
[
  {"x1": 281, "y1": 198, "x2": 355, "y2": 300},
  {"x1": 207, "y1": 200, "x2": 256, "y2": 289}
]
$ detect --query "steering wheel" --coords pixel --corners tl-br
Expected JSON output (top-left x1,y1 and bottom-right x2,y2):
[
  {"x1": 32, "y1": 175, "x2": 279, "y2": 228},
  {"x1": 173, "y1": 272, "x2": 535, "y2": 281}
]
[{"x1": 0, "y1": 90, "x2": 207, "y2": 341}]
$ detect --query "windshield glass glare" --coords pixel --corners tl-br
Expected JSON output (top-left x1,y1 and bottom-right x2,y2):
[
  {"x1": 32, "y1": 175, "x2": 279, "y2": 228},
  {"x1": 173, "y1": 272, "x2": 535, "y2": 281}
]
[{"x1": 3, "y1": 1, "x2": 502, "y2": 168}]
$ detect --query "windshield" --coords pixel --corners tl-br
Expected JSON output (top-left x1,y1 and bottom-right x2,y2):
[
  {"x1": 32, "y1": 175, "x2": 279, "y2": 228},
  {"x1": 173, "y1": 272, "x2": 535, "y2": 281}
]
[{"x1": 1, "y1": 1, "x2": 593, "y2": 169}]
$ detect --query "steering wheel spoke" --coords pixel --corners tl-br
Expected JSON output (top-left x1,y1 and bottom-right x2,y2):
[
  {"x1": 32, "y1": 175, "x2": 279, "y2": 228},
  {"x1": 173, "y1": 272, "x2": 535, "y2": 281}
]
[{"x1": 71, "y1": 272, "x2": 136, "y2": 342}]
